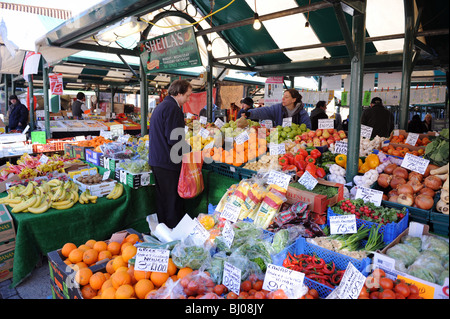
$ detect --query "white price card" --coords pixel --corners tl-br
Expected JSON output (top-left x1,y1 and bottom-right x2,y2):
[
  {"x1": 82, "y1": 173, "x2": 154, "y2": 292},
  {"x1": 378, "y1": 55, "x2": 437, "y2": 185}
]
[
  {"x1": 134, "y1": 247, "x2": 170, "y2": 273},
  {"x1": 117, "y1": 135, "x2": 130, "y2": 143},
  {"x1": 333, "y1": 141, "x2": 348, "y2": 155},
  {"x1": 355, "y1": 186, "x2": 383, "y2": 206},
  {"x1": 214, "y1": 118, "x2": 225, "y2": 128},
  {"x1": 186, "y1": 113, "x2": 194, "y2": 119},
  {"x1": 373, "y1": 252, "x2": 396, "y2": 272},
  {"x1": 199, "y1": 116, "x2": 208, "y2": 125},
  {"x1": 269, "y1": 143, "x2": 286, "y2": 156},
  {"x1": 360, "y1": 125, "x2": 373, "y2": 139},
  {"x1": 110, "y1": 124, "x2": 124, "y2": 137},
  {"x1": 329, "y1": 214, "x2": 357, "y2": 235},
  {"x1": 74, "y1": 135, "x2": 85, "y2": 141},
  {"x1": 261, "y1": 120, "x2": 273, "y2": 129},
  {"x1": 298, "y1": 170, "x2": 318, "y2": 190},
  {"x1": 103, "y1": 158, "x2": 110, "y2": 170},
  {"x1": 222, "y1": 221, "x2": 235, "y2": 249},
  {"x1": 337, "y1": 263, "x2": 366, "y2": 299},
  {"x1": 318, "y1": 119, "x2": 335, "y2": 130},
  {"x1": 235, "y1": 131, "x2": 249, "y2": 145},
  {"x1": 102, "y1": 170, "x2": 111, "y2": 181},
  {"x1": 199, "y1": 128, "x2": 210, "y2": 139},
  {"x1": 39, "y1": 154, "x2": 49, "y2": 164},
  {"x1": 66, "y1": 112, "x2": 73, "y2": 118},
  {"x1": 119, "y1": 170, "x2": 127, "y2": 183},
  {"x1": 267, "y1": 170, "x2": 291, "y2": 191},
  {"x1": 220, "y1": 202, "x2": 241, "y2": 223},
  {"x1": 401, "y1": 152, "x2": 430, "y2": 175},
  {"x1": 189, "y1": 218, "x2": 211, "y2": 245},
  {"x1": 282, "y1": 117, "x2": 292, "y2": 127},
  {"x1": 263, "y1": 264, "x2": 305, "y2": 293},
  {"x1": 405, "y1": 133, "x2": 419, "y2": 146},
  {"x1": 223, "y1": 262, "x2": 241, "y2": 295}
]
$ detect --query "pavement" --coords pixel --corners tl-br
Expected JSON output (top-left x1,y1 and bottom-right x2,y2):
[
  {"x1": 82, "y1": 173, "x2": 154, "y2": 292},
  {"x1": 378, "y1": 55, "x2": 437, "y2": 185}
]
[{"x1": 0, "y1": 256, "x2": 51, "y2": 300}]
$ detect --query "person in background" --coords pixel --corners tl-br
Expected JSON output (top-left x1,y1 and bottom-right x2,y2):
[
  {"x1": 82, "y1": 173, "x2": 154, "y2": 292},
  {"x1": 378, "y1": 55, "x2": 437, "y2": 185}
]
[
  {"x1": 423, "y1": 113, "x2": 433, "y2": 132},
  {"x1": 228, "y1": 103, "x2": 239, "y2": 122},
  {"x1": 199, "y1": 104, "x2": 219, "y2": 122},
  {"x1": 408, "y1": 114, "x2": 427, "y2": 133},
  {"x1": 71, "y1": 92, "x2": 87, "y2": 119},
  {"x1": 239, "y1": 88, "x2": 311, "y2": 128},
  {"x1": 342, "y1": 115, "x2": 349, "y2": 132},
  {"x1": 7, "y1": 95, "x2": 28, "y2": 132},
  {"x1": 148, "y1": 79, "x2": 192, "y2": 228},
  {"x1": 360, "y1": 97, "x2": 394, "y2": 138},
  {"x1": 310, "y1": 100, "x2": 328, "y2": 130},
  {"x1": 331, "y1": 112, "x2": 343, "y2": 130},
  {"x1": 237, "y1": 97, "x2": 254, "y2": 119}
]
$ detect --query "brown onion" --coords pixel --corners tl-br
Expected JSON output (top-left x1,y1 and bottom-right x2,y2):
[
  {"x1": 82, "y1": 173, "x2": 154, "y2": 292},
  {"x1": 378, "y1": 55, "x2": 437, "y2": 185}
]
[
  {"x1": 414, "y1": 194, "x2": 434, "y2": 210},
  {"x1": 408, "y1": 171, "x2": 423, "y2": 183},
  {"x1": 393, "y1": 167, "x2": 409, "y2": 180},
  {"x1": 388, "y1": 189, "x2": 399, "y2": 197},
  {"x1": 397, "y1": 193, "x2": 414, "y2": 206},
  {"x1": 382, "y1": 194, "x2": 389, "y2": 201},
  {"x1": 406, "y1": 179, "x2": 424, "y2": 193},
  {"x1": 377, "y1": 173, "x2": 392, "y2": 188},
  {"x1": 388, "y1": 195, "x2": 399, "y2": 203},
  {"x1": 390, "y1": 176, "x2": 406, "y2": 189},
  {"x1": 424, "y1": 175, "x2": 443, "y2": 191},
  {"x1": 384, "y1": 163, "x2": 398, "y2": 174},
  {"x1": 397, "y1": 183, "x2": 415, "y2": 195},
  {"x1": 419, "y1": 187, "x2": 435, "y2": 197},
  {"x1": 424, "y1": 164, "x2": 440, "y2": 177}
]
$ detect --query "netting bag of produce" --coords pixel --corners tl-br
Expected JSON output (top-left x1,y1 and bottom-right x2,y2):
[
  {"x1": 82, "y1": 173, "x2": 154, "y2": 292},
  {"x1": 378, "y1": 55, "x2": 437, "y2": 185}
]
[
  {"x1": 171, "y1": 236, "x2": 212, "y2": 270},
  {"x1": 145, "y1": 277, "x2": 186, "y2": 299},
  {"x1": 407, "y1": 251, "x2": 446, "y2": 284},
  {"x1": 437, "y1": 269, "x2": 449, "y2": 286},
  {"x1": 100, "y1": 142, "x2": 132, "y2": 159},
  {"x1": 177, "y1": 151, "x2": 204, "y2": 199},
  {"x1": 400, "y1": 235, "x2": 423, "y2": 252},
  {"x1": 177, "y1": 269, "x2": 217, "y2": 298},
  {"x1": 231, "y1": 237, "x2": 274, "y2": 273},
  {"x1": 421, "y1": 235, "x2": 449, "y2": 262},
  {"x1": 386, "y1": 243, "x2": 420, "y2": 269},
  {"x1": 206, "y1": 251, "x2": 228, "y2": 284},
  {"x1": 227, "y1": 252, "x2": 265, "y2": 282}
]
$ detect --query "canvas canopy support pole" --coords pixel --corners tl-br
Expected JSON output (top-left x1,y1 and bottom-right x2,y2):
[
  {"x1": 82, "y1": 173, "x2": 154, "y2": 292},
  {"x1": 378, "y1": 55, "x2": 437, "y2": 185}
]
[
  {"x1": 42, "y1": 58, "x2": 51, "y2": 139},
  {"x1": 206, "y1": 50, "x2": 213, "y2": 123},
  {"x1": 140, "y1": 59, "x2": 148, "y2": 136},
  {"x1": 3, "y1": 74, "x2": 9, "y2": 117},
  {"x1": 28, "y1": 75, "x2": 35, "y2": 131}
]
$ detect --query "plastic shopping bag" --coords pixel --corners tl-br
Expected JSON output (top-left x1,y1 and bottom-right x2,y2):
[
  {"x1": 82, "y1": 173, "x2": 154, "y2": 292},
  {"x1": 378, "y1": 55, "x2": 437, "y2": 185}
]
[{"x1": 178, "y1": 151, "x2": 204, "y2": 199}]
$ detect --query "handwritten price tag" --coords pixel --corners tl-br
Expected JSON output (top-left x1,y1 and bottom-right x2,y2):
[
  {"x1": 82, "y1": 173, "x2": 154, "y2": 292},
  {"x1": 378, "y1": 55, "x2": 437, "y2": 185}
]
[
  {"x1": 318, "y1": 119, "x2": 334, "y2": 129},
  {"x1": 355, "y1": 186, "x2": 383, "y2": 206},
  {"x1": 220, "y1": 202, "x2": 241, "y2": 223},
  {"x1": 401, "y1": 153, "x2": 430, "y2": 175},
  {"x1": 337, "y1": 263, "x2": 366, "y2": 299},
  {"x1": 110, "y1": 124, "x2": 124, "y2": 137},
  {"x1": 269, "y1": 143, "x2": 286, "y2": 156},
  {"x1": 333, "y1": 141, "x2": 348, "y2": 155},
  {"x1": 189, "y1": 218, "x2": 210, "y2": 245},
  {"x1": 329, "y1": 214, "x2": 357, "y2": 235},
  {"x1": 268, "y1": 170, "x2": 291, "y2": 190},
  {"x1": 360, "y1": 125, "x2": 373, "y2": 139},
  {"x1": 222, "y1": 221, "x2": 235, "y2": 248},
  {"x1": 405, "y1": 133, "x2": 419, "y2": 146},
  {"x1": 39, "y1": 154, "x2": 49, "y2": 164},
  {"x1": 134, "y1": 247, "x2": 170, "y2": 273},
  {"x1": 282, "y1": 117, "x2": 292, "y2": 127},
  {"x1": 214, "y1": 118, "x2": 225, "y2": 128},
  {"x1": 199, "y1": 128, "x2": 210, "y2": 139},
  {"x1": 199, "y1": 116, "x2": 207, "y2": 125},
  {"x1": 235, "y1": 131, "x2": 249, "y2": 145},
  {"x1": 298, "y1": 170, "x2": 318, "y2": 190},
  {"x1": 263, "y1": 264, "x2": 305, "y2": 293},
  {"x1": 223, "y1": 262, "x2": 241, "y2": 295},
  {"x1": 261, "y1": 120, "x2": 273, "y2": 129}
]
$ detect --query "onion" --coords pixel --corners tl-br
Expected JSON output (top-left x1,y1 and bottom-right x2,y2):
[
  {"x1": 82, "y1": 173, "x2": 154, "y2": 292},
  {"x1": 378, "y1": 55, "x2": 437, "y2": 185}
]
[
  {"x1": 424, "y1": 164, "x2": 440, "y2": 177},
  {"x1": 397, "y1": 183, "x2": 415, "y2": 195},
  {"x1": 390, "y1": 176, "x2": 406, "y2": 189},
  {"x1": 382, "y1": 194, "x2": 389, "y2": 201},
  {"x1": 377, "y1": 173, "x2": 392, "y2": 189},
  {"x1": 393, "y1": 167, "x2": 409, "y2": 180},
  {"x1": 384, "y1": 163, "x2": 398, "y2": 175},
  {"x1": 388, "y1": 195, "x2": 399, "y2": 203},
  {"x1": 424, "y1": 175, "x2": 443, "y2": 191},
  {"x1": 397, "y1": 193, "x2": 414, "y2": 206},
  {"x1": 406, "y1": 179, "x2": 424, "y2": 193},
  {"x1": 408, "y1": 171, "x2": 423, "y2": 183},
  {"x1": 414, "y1": 194, "x2": 434, "y2": 210},
  {"x1": 419, "y1": 187, "x2": 435, "y2": 197},
  {"x1": 388, "y1": 189, "x2": 399, "y2": 197}
]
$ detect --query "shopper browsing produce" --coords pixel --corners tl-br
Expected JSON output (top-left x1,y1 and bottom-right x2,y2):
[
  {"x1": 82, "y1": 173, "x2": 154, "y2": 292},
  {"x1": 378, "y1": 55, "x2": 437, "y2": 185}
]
[
  {"x1": 7, "y1": 94, "x2": 28, "y2": 132},
  {"x1": 71, "y1": 92, "x2": 88, "y2": 119},
  {"x1": 360, "y1": 97, "x2": 394, "y2": 138},
  {"x1": 237, "y1": 97, "x2": 254, "y2": 119},
  {"x1": 148, "y1": 79, "x2": 192, "y2": 228},
  {"x1": 310, "y1": 100, "x2": 328, "y2": 130}
]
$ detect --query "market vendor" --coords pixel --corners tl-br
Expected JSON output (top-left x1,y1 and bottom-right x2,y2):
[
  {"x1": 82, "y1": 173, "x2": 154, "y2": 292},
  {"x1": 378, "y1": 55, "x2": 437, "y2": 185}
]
[
  {"x1": 7, "y1": 94, "x2": 28, "y2": 132},
  {"x1": 149, "y1": 79, "x2": 192, "y2": 229},
  {"x1": 71, "y1": 92, "x2": 88, "y2": 119},
  {"x1": 310, "y1": 100, "x2": 328, "y2": 130},
  {"x1": 238, "y1": 88, "x2": 311, "y2": 128},
  {"x1": 360, "y1": 97, "x2": 394, "y2": 138},
  {"x1": 237, "y1": 97, "x2": 254, "y2": 119}
]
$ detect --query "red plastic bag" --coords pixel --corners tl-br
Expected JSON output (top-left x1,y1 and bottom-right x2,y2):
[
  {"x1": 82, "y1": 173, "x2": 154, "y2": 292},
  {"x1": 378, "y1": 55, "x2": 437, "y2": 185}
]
[{"x1": 178, "y1": 151, "x2": 204, "y2": 199}]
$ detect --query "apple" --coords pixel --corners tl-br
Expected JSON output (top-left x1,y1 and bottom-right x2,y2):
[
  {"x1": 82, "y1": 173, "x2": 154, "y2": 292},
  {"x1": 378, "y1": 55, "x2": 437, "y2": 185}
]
[
  {"x1": 321, "y1": 140, "x2": 328, "y2": 146},
  {"x1": 301, "y1": 132, "x2": 309, "y2": 140},
  {"x1": 322, "y1": 130, "x2": 330, "y2": 139},
  {"x1": 338, "y1": 130, "x2": 346, "y2": 139},
  {"x1": 313, "y1": 139, "x2": 321, "y2": 147},
  {"x1": 294, "y1": 135, "x2": 302, "y2": 142},
  {"x1": 328, "y1": 129, "x2": 334, "y2": 134},
  {"x1": 306, "y1": 140, "x2": 314, "y2": 147},
  {"x1": 334, "y1": 136, "x2": 341, "y2": 141},
  {"x1": 308, "y1": 131, "x2": 316, "y2": 138},
  {"x1": 327, "y1": 137, "x2": 335, "y2": 145},
  {"x1": 315, "y1": 129, "x2": 322, "y2": 137}
]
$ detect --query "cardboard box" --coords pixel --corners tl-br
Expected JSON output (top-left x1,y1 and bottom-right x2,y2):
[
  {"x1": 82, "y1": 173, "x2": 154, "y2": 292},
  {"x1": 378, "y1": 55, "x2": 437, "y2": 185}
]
[
  {"x1": 68, "y1": 167, "x2": 98, "y2": 180},
  {"x1": 0, "y1": 133, "x2": 27, "y2": 144},
  {"x1": 99, "y1": 156, "x2": 120, "y2": 171},
  {"x1": 0, "y1": 247, "x2": 14, "y2": 283},
  {"x1": 64, "y1": 143, "x2": 74, "y2": 157},
  {"x1": 47, "y1": 229, "x2": 142, "y2": 299},
  {"x1": 0, "y1": 205, "x2": 16, "y2": 248},
  {"x1": 85, "y1": 149, "x2": 102, "y2": 166},
  {"x1": 72, "y1": 145, "x2": 94, "y2": 161},
  {"x1": 115, "y1": 169, "x2": 154, "y2": 189},
  {"x1": 74, "y1": 179, "x2": 116, "y2": 197}
]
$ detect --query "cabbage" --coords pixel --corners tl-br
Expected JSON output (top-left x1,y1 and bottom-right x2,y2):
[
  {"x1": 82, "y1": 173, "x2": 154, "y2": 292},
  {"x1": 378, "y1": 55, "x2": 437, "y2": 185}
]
[
  {"x1": 271, "y1": 229, "x2": 289, "y2": 254},
  {"x1": 401, "y1": 235, "x2": 422, "y2": 252},
  {"x1": 386, "y1": 243, "x2": 420, "y2": 267}
]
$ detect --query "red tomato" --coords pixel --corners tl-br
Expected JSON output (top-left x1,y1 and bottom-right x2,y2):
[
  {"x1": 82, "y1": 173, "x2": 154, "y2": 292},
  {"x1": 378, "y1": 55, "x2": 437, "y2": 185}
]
[
  {"x1": 240, "y1": 280, "x2": 252, "y2": 292},
  {"x1": 394, "y1": 283, "x2": 411, "y2": 298},
  {"x1": 359, "y1": 288, "x2": 370, "y2": 299},
  {"x1": 395, "y1": 293, "x2": 406, "y2": 299},
  {"x1": 308, "y1": 289, "x2": 319, "y2": 299},
  {"x1": 227, "y1": 292, "x2": 238, "y2": 299},
  {"x1": 380, "y1": 277, "x2": 394, "y2": 290},
  {"x1": 409, "y1": 284, "x2": 420, "y2": 296},
  {"x1": 252, "y1": 280, "x2": 263, "y2": 291},
  {"x1": 380, "y1": 289, "x2": 396, "y2": 299},
  {"x1": 369, "y1": 291, "x2": 380, "y2": 299},
  {"x1": 372, "y1": 268, "x2": 386, "y2": 278}
]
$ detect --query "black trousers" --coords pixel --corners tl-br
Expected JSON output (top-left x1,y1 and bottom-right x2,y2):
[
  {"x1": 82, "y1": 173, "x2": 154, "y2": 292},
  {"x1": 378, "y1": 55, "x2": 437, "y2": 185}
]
[{"x1": 152, "y1": 166, "x2": 185, "y2": 228}]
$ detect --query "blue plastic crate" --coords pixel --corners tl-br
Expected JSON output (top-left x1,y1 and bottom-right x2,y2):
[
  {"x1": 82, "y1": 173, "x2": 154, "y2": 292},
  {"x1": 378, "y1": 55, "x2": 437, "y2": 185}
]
[
  {"x1": 237, "y1": 167, "x2": 257, "y2": 179},
  {"x1": 327, "y1": 206, "x2": 409, "y2": 244},
  {"x1": 382, "y1": 200, "x2": 429, "y2": 225},
  {"x1": 272, "y1": 237, "x2": 372, "y2": 299},
  {"x1": 209, "y1": 162, "x2": 240, "y2": 180}
]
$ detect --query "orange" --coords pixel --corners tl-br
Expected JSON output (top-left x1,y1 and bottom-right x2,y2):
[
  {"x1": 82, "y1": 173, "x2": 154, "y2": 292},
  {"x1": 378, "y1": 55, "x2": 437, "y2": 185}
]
[
  {"x1": 106, "y1": 259, "x2": 115, "y2": 274},
  {"x1": 112, "y1": 256, "x2": 127, "y2": 271},
  {"x1": 115, "y1": 266, "x2": 129, "y2": 273},
  {"x1": 111, "y1": 271, "x2": 132, "y2": 289},
  {"x1": 89, "y1": 272, "x2": 107, "y2": 290},
  {"x1": 101, "y1": 286, "x2": 116, "y2": 299},
  {"x1": 83, "y1": 248, "x2": 99, "y2": 265},
  {"x1": 121, "y1": 245, "x2": 137, "y2": 263},
  {"x1": 77, "y1": 244, "x2": 90, "y2": 252},
  {"x1": 134, "y1": 269, "x2": 151, "y2": 281},
  {"x1": 124, "y1": 234, "x2": 139, "y2": 245},
  {"x1": 150, "y1": 272, "x2": 169, "y2": 288},
  {"x1": 81, "y1": 284, "x2": 97, "y2": 299},
  {"x1": 167, "y1": 258, "x2": 177, "y2": 276},
  {"x1": 68, "y1": 248, "x2": 84, "y2": 264},
  {"x1": 63, "y1": 259, "x2": 72, "y2": 266},
  {"x1": 61, "y1": 243, "x2": 77, "y2": 258},
  {"x1": 85, "y1": 239, "x2": 96, "y2": 249},
  {"x1": 115, "y1": 284, "x2": 135, "y2": 299},
  {"x1": 135, "y1": 279, "x2": 154, "y2": 299},
  {"x1": 74, "y1": 268, "x2": 93, "y2": 286},
  {"x1": 98, "y1": 250, "x2": 112, "y2": 262},
  {"x1": 127, "y1": 265, "x2": 137, "y2": 285},
  {"x1": 100, "y1": 278, "x2": 113, "y2": 292},
  {"x1": 93, "y1": 241, "x2": 108, "y2": 252},
  {"x1": 74, "y1": 262, "x2": 88, "y2": 270},
  {"x1": 107, "y1": 241, "x2": 122, "y2": 256},
  {"x1": 120, "y1": 241, "x2": 133, "y2": 253},
  {"x1": 177, "y1": 267, "x2": 193, "y2": 280}
]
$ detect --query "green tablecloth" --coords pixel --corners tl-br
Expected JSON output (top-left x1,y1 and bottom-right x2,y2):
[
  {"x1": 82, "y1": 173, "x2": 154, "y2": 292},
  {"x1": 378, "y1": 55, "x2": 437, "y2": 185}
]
[{"x1": 5, "y1": 165, "x2": 238, "y2": 288}]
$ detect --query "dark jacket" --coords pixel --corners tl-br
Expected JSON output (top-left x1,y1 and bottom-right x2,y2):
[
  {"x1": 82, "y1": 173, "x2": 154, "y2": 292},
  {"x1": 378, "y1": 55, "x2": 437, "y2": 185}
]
[
  {"x1": 408, "y1": 119, "x2": 426, "y2": 133},
  {"x1": 423, "y1": 120, "x2": 432, "y2": 132},
  {"x1": 8, "y1": 102, "x2": 28, "y2": 131},
  {"x1": 360, "y1": 104, "x2": 394, "y2": 138},
  {"x1": 310, "y1": 107, "x2": 328, "y2": 130},
  {"x1": 237, "y1": 106, "x2": 253, "y2": 119},
  {"x1": 71, "y1": 100, "x2": 84, "y2": 119},
  {"x1": 247, "y1": 103, "x2": 311, "y2": 128},
  {"x1": 148, "y1": 95, "x2": 187, "y2": 171}
]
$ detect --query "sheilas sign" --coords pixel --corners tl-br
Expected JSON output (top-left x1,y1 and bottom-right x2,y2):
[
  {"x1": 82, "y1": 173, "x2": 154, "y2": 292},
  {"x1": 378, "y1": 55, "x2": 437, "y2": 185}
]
[{"x1": 139, "y1": 27, "x2": 202, "y2": 73}]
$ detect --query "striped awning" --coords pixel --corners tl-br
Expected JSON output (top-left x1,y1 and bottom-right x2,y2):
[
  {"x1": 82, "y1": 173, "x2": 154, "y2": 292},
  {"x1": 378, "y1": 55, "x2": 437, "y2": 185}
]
[{"x1": 0, "y1": 1, "x2": 72, "y2": 20}]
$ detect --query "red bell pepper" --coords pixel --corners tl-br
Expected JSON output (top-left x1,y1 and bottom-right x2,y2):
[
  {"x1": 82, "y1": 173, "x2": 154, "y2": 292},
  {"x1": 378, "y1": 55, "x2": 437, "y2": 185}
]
[
  {"x1": 282, "y1": 164, "x2": 297, "y2": 172},
  {"x1": 285, "y1": 153, "x2": 294, "y2": 165},
  {"x1": 294, "y1": 154, "x2": 305, "y2": 163},
  {"x1": 316, "y1": 167, "x2": 326, "y2": 178},
  {"x1": 305, "y1": 163, "x2": 317, "y2": 178},
  {"x1": 310, "y1": 149, "x2": 322, "y2": 159},
  {"x1": 296, "y1": 159, "x2": 307, "y2": 171},
  {"x1": 305, "y1": 155, "x2": 316, "y2": 164},
  {"x1": 278, "y1": 155, "x2": 289, "y2": 166},
  {"x1": 298, "y1": 148, "x2": 308, "y2": 158},
  {"x1": 296, "y1": 171, "x2": 304, "y2": 178}
]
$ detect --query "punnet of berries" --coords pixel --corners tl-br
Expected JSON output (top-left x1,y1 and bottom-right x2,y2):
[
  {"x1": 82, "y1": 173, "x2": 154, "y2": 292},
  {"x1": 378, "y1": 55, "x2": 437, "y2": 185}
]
[{"x1": 333, "y1": 199, "x2": 407, "y2": 224}]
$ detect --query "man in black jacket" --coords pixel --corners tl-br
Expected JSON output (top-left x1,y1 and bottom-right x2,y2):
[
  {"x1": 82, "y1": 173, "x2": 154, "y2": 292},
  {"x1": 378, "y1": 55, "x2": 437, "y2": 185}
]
[
  {"x1": 8, "y1": 95, "x2": 28, "y2": 132},
  {"x1": 360, "y1": 97, "x2": 394, "y2": 138}
]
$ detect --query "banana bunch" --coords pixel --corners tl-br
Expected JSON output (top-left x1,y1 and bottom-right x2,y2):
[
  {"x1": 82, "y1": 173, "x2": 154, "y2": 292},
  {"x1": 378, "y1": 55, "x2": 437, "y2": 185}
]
[
  {"x1": 79, "y1": 189, "x2": 98, "y2": 204},
  {"x1": 106, "y1": 182, "x2": 124, "y2": 200}
]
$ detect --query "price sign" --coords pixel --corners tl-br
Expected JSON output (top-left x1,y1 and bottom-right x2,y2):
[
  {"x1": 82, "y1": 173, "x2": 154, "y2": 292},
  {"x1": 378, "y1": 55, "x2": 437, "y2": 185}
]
[
  {"x1": 119, "y1": 170, "x2": 127, "y2": 183},
  {"x1": 360, "y1": 125, "x2": 373, "y2": 139},
  {"x1": 39, "y1": 154, "x2": 49, "y2": 164},
  {"x1": 222, "y1": 221, "x2": 235, "y2": 249},
  {"x1": 235, "y1": 131, "x2": 249, "y2": 145},
  {"x1": 355, "y1": 186, "x2": 383, "y2": 206},
  {"x1": 269, "y1": 143, "x2": 286, "y2": 156},
  {"x1": 329, "y1": 214, "x2": 357, "y2": 234},
  {"x1": 186, "y1": 113, "x2": 194, "y2": 119},
  {"x1": 220, "y1": 202, "x2": 241, "y2": 223},
  {"x1": 134, "y1": 247, "x2": 170, "y2": 273},
  {"x1": 401, "y1": 152, "x2": 430, "y2": 175},
  {"x1": 74, "y1": 135, "x2": 86, "y2": 141},
  {"x1": 263, "y1": 264, "x2": 305, "y2": 293},
  {"x1": 333, "y1": 141, "x2": 348, "y2": 155},
  {"x1": 214, "y1": 118, "x2": 225, "y2": 128},
  {"x1": 117, "y1": 135, "x2": 130, "y2": 143},
  {"x1": 102, "y1": 170, "x2": 111, "y2": 181},
  {"x1": 261, "y1": 120, "x2": 273, "y2": 129},
  {"x1": 67, "y1": 112, "x2": 73, "y2": 118},
  {"x1": 373, "y1": 252, "x2": 396, "y2": 272},
  {"x1": 282, "y1": 117, "x2": 292, "y2": 127},
  {"x1": 222, "y1": 262, "x2": 241, "y2": 295},
  {"x1": 267, "y1": 170, "x2": 291, "y2": 191},
  {"x1": 199, "y1": 128, "x2": 210, "y2": 139},
  {"x1": 298, "y1": 170, "x2": 318, "y2": 190},
  {"x1": 189, "y1": 218, "x2": 210, "y2": 245},
  {"x1": 199, "y1": 116, "x2": 207, "y2": 125},
  {"x1": 405, "y1": 133, "x2": 419, "y2": 146},
  {"x1": 110, "y1": 124, "x2": 124, "y2": 137},
  {"x1": 318, "y1": 119, "x2": 334, "y2": 129},
  {"x1": 337, "y1": 263, "x2": 366, "y2": 299}
]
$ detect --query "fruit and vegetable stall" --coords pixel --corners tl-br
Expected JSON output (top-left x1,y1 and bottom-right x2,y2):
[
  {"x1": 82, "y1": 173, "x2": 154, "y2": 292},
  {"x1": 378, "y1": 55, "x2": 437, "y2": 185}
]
[{"x1": 0, "y1": 118, "x2": 448, "y2": 300}]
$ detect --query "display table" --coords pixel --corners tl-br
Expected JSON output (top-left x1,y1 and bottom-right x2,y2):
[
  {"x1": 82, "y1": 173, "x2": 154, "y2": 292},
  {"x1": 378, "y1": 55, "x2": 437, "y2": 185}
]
[{"x1": 4, "y1": 167, "x2": 238, "y2": 288}]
